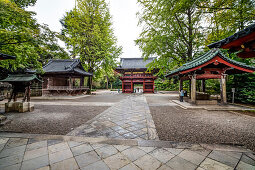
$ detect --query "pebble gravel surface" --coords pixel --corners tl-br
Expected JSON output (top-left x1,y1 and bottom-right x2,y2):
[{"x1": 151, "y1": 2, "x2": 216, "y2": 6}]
[
  {"x1": 0, "y1": 105, "x2": 108, "y2": 135},
  {"x1": 150, "y1": 106, "x2": 255, "y2": 152}
]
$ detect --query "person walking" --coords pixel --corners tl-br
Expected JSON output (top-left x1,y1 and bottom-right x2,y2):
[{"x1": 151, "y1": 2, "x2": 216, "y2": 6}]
[{"x1": 180, "y1": 88, "x2": 184, "y2": 102}]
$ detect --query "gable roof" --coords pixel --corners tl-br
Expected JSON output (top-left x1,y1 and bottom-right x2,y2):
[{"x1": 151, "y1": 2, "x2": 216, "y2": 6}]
[
  {"x1": 116, "y1": 57, "x2": 155, "y2": 70},
  {"x1": 208, "y1": 23, "x2": 255, "y2": 49},
  {"x1": 165, "y1": 49, "x2": 255, "y2": 77},
  {"x1": 0, "y1": 74, "x2": 41, "y2": 82},
  {"x1": 43, "y1": 59, "x2": 92, "y2": 76}
]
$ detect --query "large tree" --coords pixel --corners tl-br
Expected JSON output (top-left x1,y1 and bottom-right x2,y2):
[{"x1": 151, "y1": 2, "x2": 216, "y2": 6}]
[
  {"x1": 61, "y1": 0, "x2": 122, "y2": 89},
  {"x1": 202, "y1": 0, "x2": 255, "y2": 45},
  {"x1": 136, "y1": 0, "x2": 206, "y2": 76},
  {"x1": 0, "y1": 0, "x2": 68, "y2": 72}
]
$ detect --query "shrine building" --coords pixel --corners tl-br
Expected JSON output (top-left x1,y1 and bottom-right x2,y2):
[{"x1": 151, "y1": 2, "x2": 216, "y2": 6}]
[
  {"x1": 115, "y1": 58, "x2": 157, "y2": 93},
  {"x1": 41, "y1": 59, "x2": 92, "y2": 96},
  {"x1": 208, "y1": 23, "x2": 255, "y2": 58},
  {"x1": 165, "y1": 49, "x2": 255, "y2": 104}
]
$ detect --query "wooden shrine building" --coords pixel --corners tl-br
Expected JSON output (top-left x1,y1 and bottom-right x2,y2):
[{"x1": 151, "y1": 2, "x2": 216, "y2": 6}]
[
  {"x1": 165, "y1": 49, "x2": 255, "y2": 104},
  {"x1": 208, "y1": 23, "x2": 255, "y2": 58},
  {"x1": 0, "y1": 74, "x2": 41, "y2": 112},
  {"x1": 41, "y1": 59, "x2": 92, "y2": 96},
  {"x1": 115, "y1": 58, "x2": 157, "y2": 93}
]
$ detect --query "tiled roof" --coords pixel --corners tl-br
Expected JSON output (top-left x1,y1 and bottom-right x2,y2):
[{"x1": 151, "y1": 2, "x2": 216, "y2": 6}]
[
  {"x1": 208, "y1": 23, "x2": 255, "y2": 48},
  {"x1": 0, "y1": 74, "x2": 41, "y2": 82},
  {"x1": 165, "y1": 49, "x2": 255, "y2": 77},
  {"x1": 116, "y1": 57, "x2": 155, "y2": 69},
  {"x1": 0, "y1": 53, "x2": 16, "y2": 60},
  {"x1": 43, "y1": 59, "x2": 92, "y2": 76}
]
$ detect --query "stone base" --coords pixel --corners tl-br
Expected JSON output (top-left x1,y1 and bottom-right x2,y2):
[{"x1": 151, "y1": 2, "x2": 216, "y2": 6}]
[
  {"x1": 5, "y1": 102, "x2": 34, "y2": 113},
  {"x1": 195, "y1": 100, "x2": 218, "y2": 105}
]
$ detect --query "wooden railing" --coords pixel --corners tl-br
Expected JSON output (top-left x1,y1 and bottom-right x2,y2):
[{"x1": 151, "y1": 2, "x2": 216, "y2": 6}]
[
  {"x1": 121, "y1": 74, "x2": 155, "y2": 79},
  {"x1": 44, "y1": 86, "x2": 89, "y2": 90}
]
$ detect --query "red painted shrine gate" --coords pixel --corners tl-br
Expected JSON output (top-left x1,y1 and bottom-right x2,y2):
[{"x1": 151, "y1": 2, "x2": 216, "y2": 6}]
[{"x1": 115, "y1": 58, "x2": 157, "y2": 93}]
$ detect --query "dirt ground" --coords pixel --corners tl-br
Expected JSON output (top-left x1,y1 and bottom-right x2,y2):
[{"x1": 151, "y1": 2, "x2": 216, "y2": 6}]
[
  {"x1": 0, "y1": 105, "x2": 108, "y2": 135},
  {"x1": 150, "y1": 106, "x2": 255, "y2": 151}
]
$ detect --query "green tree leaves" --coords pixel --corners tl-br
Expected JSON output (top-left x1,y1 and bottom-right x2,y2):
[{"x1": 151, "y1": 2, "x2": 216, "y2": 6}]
[
  {"x1": 136, "y1": 0, "x2": 205, "y2": 76},
  {"x1": 0, "y1": 0, "x2": 69, "y2": 72},
  {"x1": 61, "y1": 0, "x2": 122, "y2": 86}
]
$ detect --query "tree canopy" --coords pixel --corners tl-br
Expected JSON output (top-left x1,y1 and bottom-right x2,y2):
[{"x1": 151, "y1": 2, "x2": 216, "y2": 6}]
[
  {"x1": 60, "y1": 0, "x2": 122, "y2": 88},
  {"x1": 136, "y1": 0, "x2": 255, "y2": 76},
  {"x1": 0, "y1": 0, "x2": 68, "y2": 72}
]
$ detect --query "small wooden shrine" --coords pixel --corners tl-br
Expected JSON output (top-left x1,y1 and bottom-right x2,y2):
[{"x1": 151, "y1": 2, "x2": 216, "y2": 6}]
[
  {"x1": 0, "y1": 74, "x2": 41, "y2": 112},
  {"x1": 208, "y1": 23, "x2": 255, "y2": 58},
  {"x1": 165, "y1": 49, "x2": 255, "y2": 104},
  {"x1": 40, "y1": 59, "x2": 92, "y2": 96},
  {"x1": 115, "y1": 58, "x2": 157, "y2": 93}
]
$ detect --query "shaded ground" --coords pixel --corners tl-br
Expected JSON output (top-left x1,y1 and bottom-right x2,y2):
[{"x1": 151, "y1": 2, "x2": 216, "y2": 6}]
[
  {"x1": 0, "y1": 105, "x2": 108, "y2": 135},
  {"x1": 150, "y1": 106, "x2": 255, "y2": 152}
]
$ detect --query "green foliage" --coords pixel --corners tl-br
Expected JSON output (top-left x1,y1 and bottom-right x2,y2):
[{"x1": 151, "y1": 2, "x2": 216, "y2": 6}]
[
  {"x1": 60, "y1": 0, "x2": 122, "y2": 79},
  {"x1": 204, "y1": 0, "x2": 255, "y2": 45},
  {"x1": 227, "y1": 74, "x2": 255, "y2": 104},
  {"x1": 0, "y1": 0, "x2": 69, "y2": 72},
  {"x1": 136, "y1": 0, "x2": 206, "y2": 75},
  {"x1": 155, "y1": 78, "x2": 178, "y2": 91},
  {"x1": 11, "y1": 0, "x2": 37, "y2": 8}
]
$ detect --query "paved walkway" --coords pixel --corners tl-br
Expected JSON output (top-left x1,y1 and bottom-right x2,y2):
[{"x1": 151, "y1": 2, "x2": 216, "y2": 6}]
[
  {"x1": 68, "y1": 95, "x2": 158, "y2": 140},
  {"x1": 0, "y1": 133, "x2": 254, "y2": 170}
]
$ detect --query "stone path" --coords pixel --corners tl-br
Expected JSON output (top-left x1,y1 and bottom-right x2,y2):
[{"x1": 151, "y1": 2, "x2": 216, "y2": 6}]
[
  {"x1": 68, "y1": 95, "x2": 158, "y2": 140},
  {"x1": 0, "y1": 133, "x2": 254, "y2": 170}
]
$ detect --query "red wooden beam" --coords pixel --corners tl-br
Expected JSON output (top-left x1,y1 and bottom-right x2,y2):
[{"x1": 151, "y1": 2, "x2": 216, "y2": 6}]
[
  {"x1": 180, "y1": 56, "x2": 254, "y2": 74},
  {"x1": 222, "y1": 31, "x2": 255, "y2": 49}
]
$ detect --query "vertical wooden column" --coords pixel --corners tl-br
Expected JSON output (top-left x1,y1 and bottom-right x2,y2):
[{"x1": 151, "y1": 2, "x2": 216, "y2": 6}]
[
  {"x1": 80, "y1": 77, "x2": 84, "y2": 87},
  {"x1": 201, "y1": 79, "x2": 206, "y2": 92},
  {"x1": 189, "y1": 79, "x2": 191, "y2": 99},
  {"x1": 191, "y1": 75, "x2": 196, "y2": 104},
  {"x1": 153, "y1": 80, "x2": 155, "y2": 93},
  {"x1": 143, "y1": 80, "x2": 145, "y2": 93},
  {"x1": 69, "y1": 77, "x2": 72, "y2": 88},
  {"x1": 220, "y1": 74, "x2": 227, "y2": 104},
  {"x1": 122, "y1": 81, "x2": 124, "y2": 93},
  {"x1": 179, "y1": 79, "x2": 183, "y2": 91},
  {"x1": 131, "y1": 81, "x2": 133, "y2": 93}
]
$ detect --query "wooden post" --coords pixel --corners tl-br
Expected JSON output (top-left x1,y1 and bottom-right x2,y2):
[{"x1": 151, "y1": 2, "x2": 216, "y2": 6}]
[
  {"x1": 220, "y1": 74, "x2": 227, "y2": 104},
  {"x1": 179, "y1": 79, "x2": 183, "y2": 91},
  {"x1": 143, "y1": 80, "x2": 145, "y2": 93},
  {"x1": 80, "y1": 77, "x2": 84, "y2": 87},
  {"x1": 189, "y1": 79, "x2": 191, "y2": 99},
  {"x1": 191, "y1": 75, "x2": 196, "y2": 104},
  {"x1": 201, "y1": 79, "x2": 206, "y2": 92},
  {"x1": 69, "y1": 77, "x2": 72, "y2": 89},
  {"x1": 122, "y1": 81, "x2": 124, "y2": 93},
  {"x1": 153, "y1": 80, "x2": 155, "y2": 93},
  {"x1": 27, "y1": 85, "x2": 31, "y2": 102},
  {"x1": 131, "y1": 81, "x2": 133, "y2": 93}
]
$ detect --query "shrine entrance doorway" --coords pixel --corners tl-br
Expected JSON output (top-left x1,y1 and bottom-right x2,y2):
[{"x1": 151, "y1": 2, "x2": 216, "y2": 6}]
[{"x1": 133, "y1": 82, "x2": 143, "y2": 93}]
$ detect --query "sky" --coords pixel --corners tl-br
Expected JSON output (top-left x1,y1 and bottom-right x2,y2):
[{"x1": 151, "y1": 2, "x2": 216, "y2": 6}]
[{"x1": 27, "y1": 0, "x2": 143, "y2": 59}]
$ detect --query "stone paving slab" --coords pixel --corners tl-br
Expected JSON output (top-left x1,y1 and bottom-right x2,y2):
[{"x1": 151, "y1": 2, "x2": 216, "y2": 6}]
[
  {"x1": 0, "y1": 133, "x2": 254, "y2": 170},
  {"x1": 34, "y1": 102, "x2": 115, "y2": 106},
  {"x1": 172, "y1": 100, "x2": 253, "y2": 111},
  {"x1": 68, "y1": 95, "x2": 159, "y2": 140}
]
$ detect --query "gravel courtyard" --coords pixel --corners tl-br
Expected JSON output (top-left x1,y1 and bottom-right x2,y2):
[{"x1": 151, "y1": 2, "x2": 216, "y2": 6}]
[
  {"x1": 0, "y1": 105, "x2": 108, "y2": 135},
  {"x1": 150, "y1": 105, "x2": 255, "y2": 152}
]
